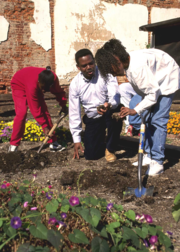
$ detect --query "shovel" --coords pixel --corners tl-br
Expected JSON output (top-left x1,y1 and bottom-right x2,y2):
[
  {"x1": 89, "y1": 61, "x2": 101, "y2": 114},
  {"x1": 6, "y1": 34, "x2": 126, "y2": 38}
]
[
  {"x1": 37, "y1": 109, "x2": 68, "y2": 154},
  {"x1": 125, "y1": 113, "x2": 154, "y2": 198}
]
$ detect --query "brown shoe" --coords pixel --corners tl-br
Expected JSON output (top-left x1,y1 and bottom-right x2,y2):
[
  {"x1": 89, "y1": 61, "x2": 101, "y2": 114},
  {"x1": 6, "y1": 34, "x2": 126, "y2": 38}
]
[{"x1": 105, "y1": 149, "x2": 117, "y2": 162}]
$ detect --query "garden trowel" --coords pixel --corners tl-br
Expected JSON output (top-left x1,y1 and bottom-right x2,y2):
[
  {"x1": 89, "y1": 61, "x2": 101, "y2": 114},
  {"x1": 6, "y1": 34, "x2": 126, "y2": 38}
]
[
  {"x1": 125, "y1": 113, "x2": 154, "y2": 198},
  {"x1": 37, "y1": 109, "x2": 68, "y2": 154}
]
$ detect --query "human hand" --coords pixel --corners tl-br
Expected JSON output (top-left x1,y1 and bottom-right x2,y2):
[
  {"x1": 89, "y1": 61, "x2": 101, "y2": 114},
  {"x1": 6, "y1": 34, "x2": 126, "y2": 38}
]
[
  {"x1": 44, "y1": 127, "x2": 50, "y2": 137},
  {"x1": 73, "y1": 142, "x2": 84, "y2": 159},
  {"x1": 119, "y1": 107, "x2": 137, "y2": 118},
  {"x1": 61, "y1": 105, "x2": 68, "y2": 114},
  {"x1": 97, "y1": 102, "x2": 111, "y2": 115}
]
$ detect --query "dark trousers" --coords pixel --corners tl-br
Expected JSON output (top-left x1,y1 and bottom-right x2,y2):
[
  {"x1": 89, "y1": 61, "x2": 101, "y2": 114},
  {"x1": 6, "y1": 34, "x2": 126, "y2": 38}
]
[{"x1": 83, "y1": 107, "x2": 122, "y2": 160}]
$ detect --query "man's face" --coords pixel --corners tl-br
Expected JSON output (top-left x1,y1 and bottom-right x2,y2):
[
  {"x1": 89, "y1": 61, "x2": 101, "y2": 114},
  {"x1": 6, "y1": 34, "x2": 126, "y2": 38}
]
[
  {"x1": 112, "y1": 55, "x2": 129, "y2": 76},
  {"x1": 77, "y1": 54, "x2": 96, "y2": 79}
]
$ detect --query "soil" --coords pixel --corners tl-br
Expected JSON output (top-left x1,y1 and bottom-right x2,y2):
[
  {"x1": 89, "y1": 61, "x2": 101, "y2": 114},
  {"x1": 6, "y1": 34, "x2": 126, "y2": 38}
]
[{"x1": 1, "y1": 101, "x2": 180, "y2": 251}]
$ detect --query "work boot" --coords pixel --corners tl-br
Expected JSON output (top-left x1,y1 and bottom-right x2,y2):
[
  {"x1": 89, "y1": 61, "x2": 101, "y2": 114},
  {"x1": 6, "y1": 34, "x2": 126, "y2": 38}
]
[
  {"x1": 8, "y1": 145, "x2": 18, "y2": 152},
  {"x1": 105, "y1": 149, "x2": 117, "y2": 162},
  {"x1": 132, "y1": 153, "x2": 151, "y2": 166},
  {"x1": 49, "y1": 141, "x2": 65, "y2": 152},
  {"x1": 145, "y1": 160, "x2": 164, "y2": 176}
]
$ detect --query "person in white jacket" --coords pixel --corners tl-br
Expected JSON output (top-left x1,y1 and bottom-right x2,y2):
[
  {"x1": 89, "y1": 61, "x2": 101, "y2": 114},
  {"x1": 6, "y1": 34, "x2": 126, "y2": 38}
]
[{"x1": 95, "y1": 39, "x2": 180, "y2": 176}]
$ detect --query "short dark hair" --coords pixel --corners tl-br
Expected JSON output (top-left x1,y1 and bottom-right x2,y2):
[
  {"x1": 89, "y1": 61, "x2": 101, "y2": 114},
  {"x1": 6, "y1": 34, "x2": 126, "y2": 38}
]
[
  {"x1": 75, "y1": 49, "x2": 94, "y2": 65},
  {"x1": 38, "y1": 66, "x2": 54, "y2": 92}
]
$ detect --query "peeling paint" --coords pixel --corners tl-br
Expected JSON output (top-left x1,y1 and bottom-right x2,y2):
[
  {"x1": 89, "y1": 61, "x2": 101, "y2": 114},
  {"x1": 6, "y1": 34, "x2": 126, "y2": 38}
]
[
  {"x1": 30, "y1": 0, "x2": 52, "y2": 51},
  {"x1": 0, "y1": 16, "x2": 9, "y2": 44},
  {"x1": 151, "y1": 7, "x2": 180, "y2": 23}
]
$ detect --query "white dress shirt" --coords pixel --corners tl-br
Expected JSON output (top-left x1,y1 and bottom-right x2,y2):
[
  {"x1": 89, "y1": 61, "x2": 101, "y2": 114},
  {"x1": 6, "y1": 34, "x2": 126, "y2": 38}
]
[
  {"x1": 69, "y1": 67, "x2": 120, "y2": 143},
  {"x1": 125, "y1": 49, "x2": 180, "y2": 114}
]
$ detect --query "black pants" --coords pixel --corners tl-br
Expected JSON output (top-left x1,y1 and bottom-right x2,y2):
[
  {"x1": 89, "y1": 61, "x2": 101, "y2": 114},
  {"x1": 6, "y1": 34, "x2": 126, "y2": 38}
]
[{"x1": 83, "y1": 107, "x2": 122, "y2": 160}]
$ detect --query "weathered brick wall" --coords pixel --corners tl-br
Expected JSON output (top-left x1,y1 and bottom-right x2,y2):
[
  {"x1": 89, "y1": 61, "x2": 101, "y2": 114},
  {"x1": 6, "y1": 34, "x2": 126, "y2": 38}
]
[{"x1": 0, "y1": 0, "x2": 55, "y2": 94}]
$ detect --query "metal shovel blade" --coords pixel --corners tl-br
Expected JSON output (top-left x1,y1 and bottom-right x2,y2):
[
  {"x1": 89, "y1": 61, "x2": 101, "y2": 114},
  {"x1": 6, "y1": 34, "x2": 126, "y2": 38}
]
[{"x1": 125, "y1": 185, "x2": 154, "y2": 197}]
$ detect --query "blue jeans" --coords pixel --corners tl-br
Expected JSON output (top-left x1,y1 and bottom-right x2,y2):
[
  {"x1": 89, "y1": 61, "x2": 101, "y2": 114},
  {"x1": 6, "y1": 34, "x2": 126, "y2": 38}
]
[{"x1": 129, "y1": 94, "x2": 174, "y2": 165}]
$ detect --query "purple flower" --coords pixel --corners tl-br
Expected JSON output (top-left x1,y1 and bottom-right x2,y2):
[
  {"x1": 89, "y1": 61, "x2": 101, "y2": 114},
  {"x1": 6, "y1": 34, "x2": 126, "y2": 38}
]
[
  {"x1": 48, "y1": 217, "x2": 57, "y2": 225},
  {"x1": 135, "y1": 213, "x2": 141, "y2": 220},
  {"x1": 61, "y1": 213, "x2": 67, "y2": 219},
  {"x1": 166, "y1": 231, "x2": 173, "y2": 236},
  {"x1": 139, "y1": 214, "x2": 145, "y2": 221},
  {"x1": 149, "y1": 235, "x2": 158, "y2": 245},
  {"x1": 46, "y1": 192, "x2": 53, "y2": 200},
  {"x1": 57, "y1": 220, "x2": 67, "y2": 230},
  {"x1": 145, "y1": 214, "x2": 153, "y2": 224},
  {"x1": 143, "y1": 239, "x2": 149, "y2": 247},
  {"x1": 31, "y1": 207, "x2": 37, "y2": 211},
  {"x1": 69, "y1": 196, "x2": 79, "y2": 206},
  {"x1": 106, "y1": 203, "x2": 113, "y2": 210},
  {"x1": 1, "y1": 184, "x2": 6, "y2": 189},
  {"x1": 10, "y1": 216, "x2": 22, "y2": 229}
]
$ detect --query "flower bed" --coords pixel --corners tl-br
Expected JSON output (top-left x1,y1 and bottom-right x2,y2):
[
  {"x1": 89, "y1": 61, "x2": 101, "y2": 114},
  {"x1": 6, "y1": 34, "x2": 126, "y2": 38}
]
[
  {"x1": 0, "y1": 178, "x2": 174, "y2": 252},
  {"x1": 167, "y1": 112, "x2": 180, "y2": 135},
  {"x1": 0, "y1": 120, "x2": 72, "y2": 146}
]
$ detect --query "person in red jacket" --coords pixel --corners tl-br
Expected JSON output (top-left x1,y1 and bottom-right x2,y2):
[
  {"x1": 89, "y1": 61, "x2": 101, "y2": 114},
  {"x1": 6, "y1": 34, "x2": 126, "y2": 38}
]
[{"x1": 9, "y1": 66, "x2": 67, "y2": 152}]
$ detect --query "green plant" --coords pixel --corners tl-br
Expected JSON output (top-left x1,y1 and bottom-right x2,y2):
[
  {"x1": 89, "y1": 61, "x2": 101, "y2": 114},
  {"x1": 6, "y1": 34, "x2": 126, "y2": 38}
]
[
  {"x1": 0, "y1": 178, "x2": 174, "y2": 252},
  {"x1": 172, "y1": 193, "x2": 180, "y2": 223}
]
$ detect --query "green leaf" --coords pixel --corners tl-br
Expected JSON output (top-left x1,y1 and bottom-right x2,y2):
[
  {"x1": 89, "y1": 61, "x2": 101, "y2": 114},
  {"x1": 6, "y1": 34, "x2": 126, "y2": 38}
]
[
  {"x1": 79, "y1": 208, "x2": 101, "y2": 227},
  {"x1": 83, "y1": 196, "x2": 98, "y2": 206},
  {"x1": 124, "y1": 210, "x2": 135, "y2": 221},
  {"x1": 0, "y1": 220, "x2": 3, "y2": 227},
  {"x1": 111, "y1": 212, "x2": 119, "y2": 220},
  {"x1": 26, "y1": 211, "x2": 42, "y2": 223},
  {"x1": 8, "y1": 197, "x2": 21, "y2": 206},
  {"x1": 0, "y1": 209, "x2": 5, "y2": 216},
  {"x1": 118, "y1": 240, "x2": 127, "y2": 251},
  {"x1": 68, "y1": 229, "x2": 89, "y2": 244},
  {"x1": 122, "y1": 226, "x2": 140, "y2": 248},
  {"x1": 29, "y1": 223, "x2": 48, "y2": 240},
  {"x1": 17, "y1": 243, "x2": 35, "y2": 252},
  {"x1": 106, "y1": 222, "x2": 120, "y2": 234},
  {"x1": 47, "y1": 229, "x2": 63, "y2": 250},
  {"x1": 172, "y1": 209, "x2": 180, "y2": 223},
  {"x1": 113, "y1": 204, "x2": 123, "y2": 212},
  {"x1": 158, "y1": 230, "x2": 172, "y2": 248},
  {"x1": 46, "y1": 199, "x2": 59, "y2": 213},
  {"x1": 61, "y1": 204, "x2": 69, "y2": 213},
  {"x1": 90, "y1": 225, "x2": 108, "y2": 238},
  {"x1": 59, "y1": 193, "x2": 66, "y2": 199},
  {"x1": 134, "y1": 227, "x2": 148, "y2": 239},
  {"x1": 127, "y1": 247, "x2": 137, "y2": 252},
  {"x1": 91, "y1": 237, "x2": 109, "y2": 252},
  {"x1": 19, "y1": 186, "x2": 27, "y2": 192},
  {"x1": 3, "y1": 224, "x2": 16, "y2": 237},
  {"x1": 23, "y1": 193, "x2": 32, "y2": 203},
  {"x1": 23, "y1": 180, "x2": 30, "y2": 184},
  {"x1": 35, "y1": 247, "x2": 50, "y2": 252},
  {"x1": 57, "y1": 198, "x2": 62, "y2": 203},
  {"x1": 174, "y1": 193, "x2": 180, "y2": 205},
  {"x1": 12, "y1": 205, "x2": 22, "y2": 217},
  {"x1": 148, "y1": 226, "x2": 157, "y2": 236}
]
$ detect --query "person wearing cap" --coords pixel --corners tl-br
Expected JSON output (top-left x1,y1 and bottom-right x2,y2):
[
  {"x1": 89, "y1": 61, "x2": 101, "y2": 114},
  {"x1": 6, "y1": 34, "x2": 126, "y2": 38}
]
[
  {"x1": 69, "y1": 49, "x2": 122, "y2": 162},
  {"x1": 95, "y1": 39, "x2": 180, "y2": 176},
  {"x1": 9, "y1": 66, "x2": 67, "y2": 152}
]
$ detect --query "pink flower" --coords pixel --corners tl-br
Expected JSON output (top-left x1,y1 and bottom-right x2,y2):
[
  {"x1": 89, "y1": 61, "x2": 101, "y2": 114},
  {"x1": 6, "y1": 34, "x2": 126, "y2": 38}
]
[
  {"x1": 41, "y1": 191, "x2": 45, "y2": 194},
  {"x1": 145, "y1": 214, "x2": 153, "y2": 224},
  {"x1": 23, "y1": 201, "x2": 28, "y2": 208},
  {"x1": 3, "y1": 181, "x2": 7, "y2": 183},
  {"x1": 149, "y1": 236, "x2": 158, "y2": 245},
  {"x1": 48, "y1": 185, "x2": 52, "y2": 189},
  {"x1": 135, "y1": 213, "x2": 141, "y2": 220},
  {"x1": 69, "y1": 196, "x2": 79, "y2": 206},
  {"x1": 31, "y1": 207, "x2": 37, "y2": 211},
  {"x1": 6, "y1": 183, "x2": 11, "y2": 187}
]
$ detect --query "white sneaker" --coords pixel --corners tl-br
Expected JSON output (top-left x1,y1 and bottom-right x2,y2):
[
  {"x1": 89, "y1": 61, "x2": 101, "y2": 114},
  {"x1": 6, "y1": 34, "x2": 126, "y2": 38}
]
[
  {"x1": 8, "y1": 145, "x2": 18, "y2": 152},
  {"x1": 49, "y1": 141, "x2": 65, "y2": 151},
  {"x1": 132, "y1": 154, "x2": 151, "y2": 166},
  {"x1": 145, "y1": 160, "x2": 164, "y2": 176}
]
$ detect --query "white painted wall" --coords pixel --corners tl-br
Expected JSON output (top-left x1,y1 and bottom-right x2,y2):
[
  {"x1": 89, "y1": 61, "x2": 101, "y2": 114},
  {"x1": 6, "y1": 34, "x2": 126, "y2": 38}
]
[
  {"x1": 102, "y1": 3, "x2": 148, "y2": 52},
  {"x1": 54, "y1": 0, "x2": 149, "y2": 79},
  {"x1": 151, "y1": 7, "x2": 180, "y2": 23},
  {"x1": 30, "y1": 0, "x2": 52, "y2": 51},
  {"x1": 0, "y1": 16, "x2": 9, "y2": 44}
]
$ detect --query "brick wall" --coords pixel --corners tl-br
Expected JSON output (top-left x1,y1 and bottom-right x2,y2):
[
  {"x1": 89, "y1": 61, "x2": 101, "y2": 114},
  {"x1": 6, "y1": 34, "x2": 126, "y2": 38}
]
[{"x1": 0, "y1": 0, "x2": 55, "y2": 94}]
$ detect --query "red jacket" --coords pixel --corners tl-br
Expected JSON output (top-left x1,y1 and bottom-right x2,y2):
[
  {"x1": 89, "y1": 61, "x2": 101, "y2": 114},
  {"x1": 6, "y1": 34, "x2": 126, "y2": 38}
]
[{"x1": 11, "y1": 67, "x2": 67, "y2": 128}]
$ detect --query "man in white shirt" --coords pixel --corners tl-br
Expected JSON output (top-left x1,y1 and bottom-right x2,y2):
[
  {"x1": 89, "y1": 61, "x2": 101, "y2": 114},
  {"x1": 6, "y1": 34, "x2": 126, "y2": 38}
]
[
  {"x1": 95, "y1": 39, "x2": 179, "y2": 176},
  {"x1": 69, "y1": 49, "x2": 122, "y2": 162}
]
